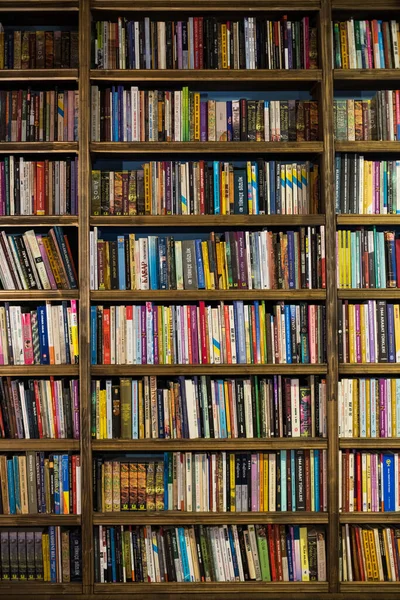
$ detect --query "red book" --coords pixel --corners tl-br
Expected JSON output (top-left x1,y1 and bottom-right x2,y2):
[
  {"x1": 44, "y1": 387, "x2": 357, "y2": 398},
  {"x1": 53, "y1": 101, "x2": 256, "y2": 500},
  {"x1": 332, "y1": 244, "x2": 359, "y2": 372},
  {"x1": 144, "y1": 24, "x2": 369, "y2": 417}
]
[
  {"x1": 103, "y1": 308, "x2": 111, "y2": 364},
  {"x1": 198, "y1": 301, "x2": 208, "y2": 364},
  {"x1": 226, "y1": 381, "x2": 235, "y2": 436},
  {"x1": 356, "y1": 452, "x2": 362, "y2": 512},
  {"x1": 198, "y1": 17, "x2": 204, "y2": 69},
  {"x1": 194, "y1": 17, "x2": 199, "y2": 70},
  {"x1": 267, "y1": 524, "x2": 277, "y2": 581},
  {"x1": 50, "y1": 376, "x2": 59, "y2": 439},
  {"x1": 354, "y1": 526, "x2": 365, "y2": 581},
  {"x1": 274, "y1": 524, "x2": 283, "y2": 581},
  {"x1": 33, "y1": 380, "x2": 44, "y2": 438},
  {"x1": 186, "y1": 306, "x2": 193, "y2": 364}
]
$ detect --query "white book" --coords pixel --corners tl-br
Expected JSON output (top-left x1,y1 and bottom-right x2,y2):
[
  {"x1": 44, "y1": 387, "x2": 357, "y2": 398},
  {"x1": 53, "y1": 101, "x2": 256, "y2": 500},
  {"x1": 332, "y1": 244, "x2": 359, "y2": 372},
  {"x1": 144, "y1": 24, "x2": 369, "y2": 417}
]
[
  {"x1": 10, "y1": 306, "x2": 24, "y2": 365},
  {"x1": 174, "y1": 91, "x2": 181, "y2": 142},
  {"x1": 291, "y1": 378, "x2": 300, "y2": 437},
  {"x1": 145, "y1": 526, "x2": 155, "y2": 582},
  {"x1": 51, "y1": 305, "x2": 61, "y2": 364},
  {"x1": 24, "y1": 230, "x2": 51, "y2": 289},
  {"x1": 244, "y1": 381, "x2": 253, "y2": 438}
]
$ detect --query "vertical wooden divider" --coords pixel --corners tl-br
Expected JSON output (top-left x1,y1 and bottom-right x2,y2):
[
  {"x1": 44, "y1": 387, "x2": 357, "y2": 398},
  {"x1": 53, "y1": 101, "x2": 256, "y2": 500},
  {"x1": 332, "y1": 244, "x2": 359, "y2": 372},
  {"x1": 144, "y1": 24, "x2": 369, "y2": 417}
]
[
  {"x1": 79, "y1": 0, "x2": 93, "y2": 594},
  {"x1": 319, "y1": 0, "x2": 338, "y2": 592}
]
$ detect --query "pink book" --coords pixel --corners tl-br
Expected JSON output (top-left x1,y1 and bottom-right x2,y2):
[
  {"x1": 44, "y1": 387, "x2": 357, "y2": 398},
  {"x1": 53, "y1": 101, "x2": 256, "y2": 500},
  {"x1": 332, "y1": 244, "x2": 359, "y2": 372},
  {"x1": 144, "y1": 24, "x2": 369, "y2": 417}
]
[
  {"x1": 152, "y1": 305, "x2": 159, "y2": 365},
  {"x1": 395, "y1": 91, "x2": 400, "y2": 140},
  {"x1": 0, "y1": 322, "x2": 4, "y2": 364},
  {"x1": 366, "y1": 23, "x2": 373, "y2": 68},
  {"x1": 36, "y1": 234, "x2": 57, "y2": 289},
  {"x1": 21, "y1": 312, "x2": 34, "y2": 365},
  {"x1": 251, "y1": 454, "x2": 258, "y2": 512},
  {"x1": 308, "y1": 304, "x2": 316, "y2": 364}
]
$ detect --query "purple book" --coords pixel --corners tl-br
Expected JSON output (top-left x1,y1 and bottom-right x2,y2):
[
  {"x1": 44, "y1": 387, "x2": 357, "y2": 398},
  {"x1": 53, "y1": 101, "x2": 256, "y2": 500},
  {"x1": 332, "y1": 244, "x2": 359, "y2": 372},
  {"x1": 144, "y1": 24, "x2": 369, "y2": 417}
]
[
  {"x1": 190, "y1": 305, "x2": 199, "y2": 364},
  {"x1": 73, "y1": 379, "x2": 80, "y2": 439},
  {"x1": 375, "y1": 162, "x2": 380, "y2": 213},
  {"x1": 379, "y1": 377, "x2": 386, "y2": 437},
  {"x1": 177, "y1": 22, "x2": 183, "y2": 70},
  {"x1": 273, "y1": 375, "x2": 280, "y2": 437},
  {"x1": 251, "y1": 454, "x2": 258, "y2": 511},
  {"x1": 180, "y1": 306, "x2": 187, "y2": 364},
  {"x1": 387, "y1": 303, "x2": 396, "y2": 362},
  {"x1": 141, "y1": 305, "x2": 147, "y2": 364},
  {"x1": 165, "y1": 161, "x2": 172, "y2": 215},
  {"x1": 200, "y1": 102, "x2": 207, "y2": 142},
  {"x1": 368, "y1": 300, "x2": 376, "y2": 362},
  {"x1": 355, "y1": 304, "x2": 361, "y2": 362},
  {"x1": 153, "y1": 305, "x2": 159, "y2": 364}
]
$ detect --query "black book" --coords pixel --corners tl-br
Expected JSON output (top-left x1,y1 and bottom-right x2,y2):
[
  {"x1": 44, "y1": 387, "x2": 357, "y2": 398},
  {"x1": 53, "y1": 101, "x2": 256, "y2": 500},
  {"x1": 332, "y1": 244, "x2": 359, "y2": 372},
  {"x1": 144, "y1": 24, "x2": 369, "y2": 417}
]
[
  {"x1": 235, "y1": 379, "x2": 245, "y2": 438},
  {"x1": 276, "y1": 451, "x2": 281, "y2": 511},
  {"x1": 237, "y1": 526, "x2": 250, "y2": 580},
  {"x1": 109, "y1": 240, "x2": 119, "y2": 290},
  {"x1": 94, "y1": 528, "x2": 100, "y2": 582},
  {"x1": 112, "y1": 384, "x2": 121, "y2": 438},
  {"x1": 96, "y1": 306, "x2": 103, "y2": 364},
  {"x1": 296, "y1": 449, "x2": 306, "y2": 510}
]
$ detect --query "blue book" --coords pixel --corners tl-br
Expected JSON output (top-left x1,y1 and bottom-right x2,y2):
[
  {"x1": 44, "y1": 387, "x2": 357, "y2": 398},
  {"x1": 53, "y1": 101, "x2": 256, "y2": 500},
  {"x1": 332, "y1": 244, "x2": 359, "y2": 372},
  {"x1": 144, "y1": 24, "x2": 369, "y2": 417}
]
[
  {"x1": 269, "y1": 160, "x2": 276, "y2": 214},
  {"x1": 228, "y1": 526, "x2": 239, "y2": 579},
  {"x1": 377, "y1": 21, "x2": 385, "y2": 67},
  {"x1": 37, "y1": 305, "x2": 49, "y2": 365},
  {"x1": 194, "y1": 239, "x2": 205, "y2": 289},
  {"x1": 383, "y1": 453, "x2": 395, "y2": 511},
  {"x1": 12, "y1": 456, "x2": 20, "y2": 513},
  {"x1": 117, "y1": 236, "x2": 126, "y2": 290},
  {"x1": 178, "y1": 527, "x2": 191, "y2": 581},
  {"x1": 234, "y1": 301, "x2": 246, "y2": 364},
  {"x1": 132, "y1": 379, "x2": 138, "y2": 439},
  {"x1": 284, "y1": 305, "x2": 292, "y2": 364},
  {"x1": 314, "y1": 450, "x2": 320, "y2": 511},
  {"x1": 49, "y1": 527, "x2": 57, "y2": 582},
  {"x1": 291, "y1": 450, "x2": 296, "y2": 510},
  {"x1": 54, "y1": 455, "x2": 60, "y2": 514},
  {"x1": 111, "y1": 87, "x2": 117, "y2": 141},
  {"x1": 61, "y1": 455, "x2": 69, "y2": 514},
  {"x1": 286, "y1": 529, "x2": 294, "y2": 581},
  {"x1": 281, "y1": 451, "x2": 287, "y2": 511},
  {"x1": 227, "y1": 101, "x2": 233, "y2": 141},
  {"x1": 387, "y1": 303, "x2": 396, "y2": 363},
  {"x1": 144, "y1": 18, "x2": 151, "y2": 69},
  {"x1": 217, "y1": 380, "x2": 227, "y2": 438},
  {"x1": 118, "y1": 86, "x2": 124, "y2": 140},
  {"x1": 213, "y1": 162, "x2": 220, "y2": 214},
  {"x1": 157, "y1": 237, "x2": 166, "y2": 290},
  {"x1": 7, "y1": 459, "x2": 16, "y2": 514},
  {"x1": 90, "y1": 305, "x2": 97, "y2": 365},
  {"x1": 110, "y1": 527, "x2": 117, "y2": 582}
]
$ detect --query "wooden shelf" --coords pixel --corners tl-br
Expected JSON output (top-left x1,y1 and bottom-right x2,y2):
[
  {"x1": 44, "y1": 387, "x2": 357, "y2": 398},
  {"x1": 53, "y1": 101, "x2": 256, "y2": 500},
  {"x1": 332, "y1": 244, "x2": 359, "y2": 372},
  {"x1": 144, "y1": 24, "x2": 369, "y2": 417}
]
[
  {"x1": 339, "y1": 438, "x2": 400, "y2": 449},
  {"x1": 339, "y1": 513, "x2": 400, "y2": 524},
  {"x1": 338, "y1": 289, "x2": 400, "y2": 299},
  {"x1": 91, "y1": 0, "x2": 322, "y2": 10},
  {"x1": 90, "y1": 69, "x2": 322, "y2": 82},
  {"x1": 0, "y1": 365, "x2": 79, "y2": 376},
  {"x1": 0, "y1": 0, "x2": 78, "y2": 9},
  {"x1": 332, "y1": 0, "x2": 400, "y2": 8},
  {"x1": 92, "y1": 438, "x2": 328, "y2": 452},
  {"x1": 93, "y1": 512, "x2": 329, "y2": 526},
  {"x1": 91, "y1": 290, "x2": 326, "y2": 302},
  {"x1": 90, "y1": 215, "x2": 325, "y2": 227},
  {"x1": 339, "y1": 364, "x2": 400, "y2": 374},
  {"x1": 335, "y1": 141, "x2": 400, "y2": 152},
  {"x1": 0, "y1": 439, "x2": 80, "y2": 450},
  {"x1": 340, "y1": 583, "x2": 400, "y2": 594},
  {"x1": 0, "y1": 290, "x2": 79, "y2": 301},
  {"x1": 334, "y1": 69, "x2": 400, "y2": 81},
  {"x1": 337, "y1": 215, "x2": 400, "y2": 225},
  {"x1": 0, "y1": 216, "x2": 79, "y2": 227},
  {"x1": 0, "y1": 583, "x2": 82, "y2": 595},
  {"x1": 93, "y1": 582, "x2": 329, "y2": 594},
  {"x1": 91, "y1": 364, "x2": 327, "y2": 376},
  {"x1": 0, "y1": 515, "x2": 81, "y2": 526},
  {"x1": 90, "y1": 142, "x2": 324, "y2": 154},
  {"x1": 0, "y1": 143, "x2": 78, "y2": 154},
  {"x1": 0, "y1": 69, "x2": 78, "y2": 81}
]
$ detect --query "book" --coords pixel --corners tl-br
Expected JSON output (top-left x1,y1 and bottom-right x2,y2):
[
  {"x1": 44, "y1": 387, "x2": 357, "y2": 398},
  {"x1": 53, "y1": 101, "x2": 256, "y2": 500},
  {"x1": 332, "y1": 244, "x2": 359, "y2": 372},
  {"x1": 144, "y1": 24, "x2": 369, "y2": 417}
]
[{"x1": 334, "y1": 92, "x2": 400, "y2": 142}]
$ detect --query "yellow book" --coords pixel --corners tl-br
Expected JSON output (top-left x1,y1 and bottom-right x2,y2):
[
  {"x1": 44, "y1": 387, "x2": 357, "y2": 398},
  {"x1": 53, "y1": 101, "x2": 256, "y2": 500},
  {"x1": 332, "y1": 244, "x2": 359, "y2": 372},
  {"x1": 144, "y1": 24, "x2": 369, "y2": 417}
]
[
  {"x1": 368, "y1": 529, "x2": 379, "y2": 581},
  {"x1": 221, "y1": 169, "x2": 227, "y2": 216},
  {"x1": 348, "y1": 304, "x2": 355, "y2": 363},
  {"x1": 362, "y1": 453, "x2": 367, "y2": 509},
  {"x1": 360, "y1": 305, "x2": 367, "y2": 363},
  {"x1": 346, "y1": 230, "x2": 351, "y2": 288},
  {"x1": 338, "y1": 230, "x2": 343, "y2": 288},
  {"x1": 353, "y1": 378, "x2": 359, "y2": 438},
  {"x1": 166, "y1": 306, "x2": 172, "y2": 364},
  {"x1": 392, "y1": 378, "x2": 397, "y2": 437},
  {"x1": 394, "y1": 304, "x2": 400, "y2": 361},
  {"x1": 221, "y1": 24, "x2": 228, "y2": 69},
  {"x1": 365, "y1": 378, "x2": 371, "y2": 437},
  {"x1": 259, "y1": 303, "x2": 266, "y2": 364},
  {"x1": 0, "y1": 32, "x2": 4, "y2": 70},
  {"x1": 247, "y1": 162, "x2": 253, "y2": 215},
  {"x1": 229, "y1": 453, "x2": 235, "y2": 511},
  {"x1": 363, "y1": 529, "x2": 373, "y2": 581},
  {"x1": 100, "y1": 389, "x2": 107, "y2": 439},
  {"x1": 144, "y1": 162, "x2": 151, "y2": 215},
  {"x1": 365, "y1": 160, "x2": 373, "y2": 213},
  {"x1": 201, "y1": 241, "x2": 211, "y2": 290},
  {"x1": 299, "y1": 527, "x2": 310, "y2": 581},
  {"x1": 259, "y1": 453, "x2": 264, "y2": 511},
  {"x1": 42, "y1": 533, "x2": 50, "y2": 582},
  {"x1": 129, "y1": 233, "x2": 136, "y2": 290},
  {"x1": 193, "y1": 92, "x2": 200, "y2": 142},
  {"x1": 224, "y1": 381, "x2": 231, "y2": 438},
  {"x1": 138, "y1": 379, "x2": 145, "y2": 439},
  {"x1": 215, "y1": 242, "x2": 225, "y2": 290},
  {"x1": 263, "y1": 453, "x2": 269, "y2": 511},
  {"x1": 158, "y1": 306, "x2": 163, "y2": 365}
]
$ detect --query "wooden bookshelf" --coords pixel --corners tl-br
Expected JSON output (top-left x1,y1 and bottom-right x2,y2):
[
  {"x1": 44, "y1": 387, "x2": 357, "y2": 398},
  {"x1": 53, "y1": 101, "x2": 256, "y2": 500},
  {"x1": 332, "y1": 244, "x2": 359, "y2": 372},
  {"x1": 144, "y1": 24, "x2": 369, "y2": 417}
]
[
  {"x1": 91, "y1": 290, "x2": 327, "y2": 301},
  {"x1": 91, "y1": 215, "x2": 326, "y2": 227},
  {"x1": 91, "y1": 0, "x2": 322, "y2": 10},
  {"x1": 0, "y1": 439, "x2": 80, "y2": 450},
  {"x1": 90, "y1": 141, "x2": 324, "y2": 154},
  {"x1": 339, "y1": 438, "x2": 400, "y2": 449},
  {"x1": 0, "y1": 69, "x2": 78, "y2": 81},
  {"x1": 339, "y1": 364, "x2": 400, "y2": 374},
  {"x1": 339, "y1": 513, "x2": 400, "y2": 524},
  {"x1": 337, "y1": 215, "x2": 400, "y2": 225},
  {"x1": 91, "y1": 364, "x2": 328, "y2": 376},
  {"x1": 335, "y1": 141, "x2": 400, "y2": 152},
  {"x1": 0, "y1": 291, "x2": 79, "y2": 300},
  {"x1": 90, "y1": 69, "x2": 323, "y2": 82},
  {"x1": 334, "y1": 69, "x2": 400, "y2": 81},
  {"x1": 0, "y1": 142, "x2": 79, "y2": 153},
  {"x1": 92, "y1": 438, "x2": 328, "y2": 451},
  {"x1": 0, "y1": 216, "x2": 79, "y2": 227},
  {"x1": 337, "y1": 290, "x2": 400, "y2": 299},
  {"x1": 0, "y1": 365, "x2": 79, "y2": 376},
  {"x1": 0, "y1": 515, "x2": 81, "y2": 526},
  {"x1": 93, "y1": 513, "x2": 329, "y2": 526}
]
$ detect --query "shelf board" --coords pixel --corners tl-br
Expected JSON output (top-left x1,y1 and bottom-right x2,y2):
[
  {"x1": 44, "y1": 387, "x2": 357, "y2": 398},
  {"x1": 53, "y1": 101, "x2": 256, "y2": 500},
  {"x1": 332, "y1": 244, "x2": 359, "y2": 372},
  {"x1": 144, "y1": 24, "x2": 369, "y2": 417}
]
[
  {"x1": 335, "y1": 141, "x2": 400, "y2": 152},
  {"x1": 0, "y1": 439, "x2": 80, "y2": 450},
  {"x1": 90, "y1": 142, "x2": 324, "y2": 154},
  {"x1": 91, "y1": 290, "x2": 326, "y2": 302},
  {"x1": 92, "y1": 438, "x2": 327, "y2": 452},
  {"x1": 0, "y1": 514, "x2": 81, "y2": 526},
  {"x1": 0, "y1": 142, "x2": 78, "y2": 154},
  {"x1": 93, "y1": 512, "x2": 328, "y2": 526},
  {"x1": 338, "y1": 289, "x2": 400, "y2": 299},
  {"x1": 339, "y1": 438, "x2": 400, "y2": 449},
  {"x1": 0, "y1": 365, "x2": 79, "y2": 376},
  {"x1": 91, "y1": 364, "x2": 327, "y2": 376},
  {"x1": 334, "y1": 69, "x2": 400, "y2": 81},
  {"x1": 337, "y1": 215, "x2": 400, "y2": 225},
  {"x1": 0, "y1": 69, "x2": 78, "y2": 81},
  {"x1": 0, "y1": 216, "x2": 79, "y2": 227},
  {"x1": 91, "y1": 69, "x2": 322, "y2": 82},
  {"x1": 91, "y1": 0, "x2": 322, "y2": 11},
  {"x1": 339, "y1": 364, "x2": 400, "y2": 374},
  {"x1": 339, "y1": 513, "x2": 400, "y2": 524},
  {"x1": 94, "y1": 582, "x2": 329, "y2": 594},
  {"x1": 0, "y1": 0, "x2": 78, "y2": 9},
  {"x1": 0, "y1": 583, "x2": 82, "y2": 595},
  {"x1": 0, "y1": 290, "x2": 79, "y2": 301},
  {"x1": 340, "y1": 583, "x2": 400, "y2": 594},
  {"x1": 332, "y1": 0, "x2": 400, "y2": 8},
  {"x1": 90, "y1": 215, "x2": 325, "y2": 227}
]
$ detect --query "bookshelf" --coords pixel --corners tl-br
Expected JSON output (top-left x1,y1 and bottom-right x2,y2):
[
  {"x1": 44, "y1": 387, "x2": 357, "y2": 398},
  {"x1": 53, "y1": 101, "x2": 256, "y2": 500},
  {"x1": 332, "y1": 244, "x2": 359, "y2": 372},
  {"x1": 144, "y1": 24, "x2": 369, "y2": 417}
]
[{"x1": 1, "y1": 0, "x2": 400, "y2": 597}]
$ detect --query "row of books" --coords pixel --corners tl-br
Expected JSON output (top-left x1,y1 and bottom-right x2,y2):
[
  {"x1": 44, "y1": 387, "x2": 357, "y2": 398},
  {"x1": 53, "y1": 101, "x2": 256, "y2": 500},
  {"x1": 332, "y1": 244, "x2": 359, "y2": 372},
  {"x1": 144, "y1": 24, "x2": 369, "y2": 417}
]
[
  {"x1": 332, "y1": 19, "x2": 400, "y2": 69},
  {"x1": 90, "y1": 87, "x2": 319, "y2": 143},
  {"x1": 90, "y1": 228, "x2": 326, "y2": 292},
  {"x1": 94, "y1": 524, "x2": 327, "y2": 583},
  {"x1": 0, "y1": 527, "x2": 81, "y2": 582},
  {"x1": 0, "y1": 378, "x2": 80, "y2": 440},
  {"x1": 0, "y1": 302, "x2": 79, "y2": 366},
  {"x1": 0, "y1": 89, "x2": 79, "y2": 143},
  {"x1": 0, "y1": 28, "x2": 79, "y2": 70},
  {"x1": 0, "y1": 156, "x2": 79, "y2": 216},
  {"x1": 335, "y1": 154, "x2": 400, "y2": 215},
  {"x1": 0, "y1": 227, "x2": 77, "y2": 290},
  {"x1": 91, "y1": 376, "x2": 327, "y2": 441},
  {"x1": 93, "y1": 450, "x2": 327, "y2": 513},
  {"x1": 90, "y1": 302, "x2": 326, "y2": 366},
  {"x1": 93, "y1": 16, "x2": 317, "y2": 71},
  {"x1": 339, "y1": 450, "x2": 399, "y2": 513},
  {"x1": 339, "y1": 300, "x2": 400, "y2": 364},
  {"x1": 91, "y1": 160, "x2": 320, "y2": 217},
  {"x1": 337, "y1": 229, "x2": 400, "y2": 289},
  {"x1": 0, "y1": 453, "x2": 81, "y2": 515},
  {"x1": 334, "y1": 93, "x2": 400, "y2": 142},
  {"x1": 341, "y1": 524, "x2": 400, "y2": 582}
]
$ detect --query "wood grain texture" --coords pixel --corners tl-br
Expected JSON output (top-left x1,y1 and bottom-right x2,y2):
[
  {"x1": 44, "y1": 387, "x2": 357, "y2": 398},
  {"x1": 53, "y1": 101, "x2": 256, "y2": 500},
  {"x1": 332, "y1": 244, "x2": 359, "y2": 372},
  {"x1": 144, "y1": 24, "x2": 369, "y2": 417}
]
[
  {"x1": 93, "y1": 582, "x2": 330, "y2": 594},
  {"x1": 0, "y1": 143, "x2": 78, "y2": 153},
  {"x1": 337, "y1": 215, "x2": 400, "y2": 225},
  {"x1": 0, "y1": 216, "x2": 79, "y2": 227},
  {"x1": 339, "y1": 513, "x2": 400, "y2": 523},
  {"x1": 0, "y1": 69, "x2": 78, "y2": 81},
  {"x1": 91, "y1": 0, "x2": 321, "y2": 10},
  {"x1": 0, "y1": 365, "x2": 79, "y2": 376},
  {"x1": 340, "y1": 364, "x2": 400, "y2": 374},
  {"x1": 90, "y1": 142, "x2": 324, "y2": 154},
  {"x1": 0, "y1": 439, "x2": 80, "y2": 450},
  {"x1": 92, "y1": 438, "x2": 328, "y2": 451},
  {"x1": 0, "y1": 291, "x2": 79, "y2": 300},
  {"x1": 91, "y1": 215, "x2": 326, "y2": 226},
  {"x1": 0, "y1": 0, "x2": 78, "y2": 9},
  {"x1": 334, "y1": 69, "x2": 400, "y2": 81},
  {"x1": 90, "y1": 290, "x2": 327, "y2": 301},
  {"x1": 91, "y1": 364, "x2": 328, "y2": 376},
  {"x1": 0, "y1": 515, "x2": 81, "y2": 526},
  {"x1": 93, "y1": 512, "x2": 329, "y2": 525},
  {"x1": 338, "y1": 290, "x2": 400, "y2": 299},
  {"x1": 91, "y1": 69, "x2": 322, "y2": 82},
  {"x1": 336, "y1": 141, "x2": 400, "y2": 152}
]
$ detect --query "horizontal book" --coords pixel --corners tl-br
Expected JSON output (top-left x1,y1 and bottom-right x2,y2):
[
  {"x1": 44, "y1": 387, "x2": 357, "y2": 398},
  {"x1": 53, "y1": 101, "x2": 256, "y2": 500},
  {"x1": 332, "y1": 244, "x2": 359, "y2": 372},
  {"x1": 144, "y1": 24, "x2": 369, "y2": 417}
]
[
  {"x1": 0, "y1": 377, "x2": 79, "y2": 440},
  {"x1": 0, "y1": 156, "x2": 79, "y2": 216},
  {"x1": 91, "y1": 159, "x2": 320, "y2": 217},
  {"x1": 332, "y1": 19, "x2": 400, "y2": 69},
  {"x1": 90, "y1": 301, "x2": 326, "y2": 366},
  {"x1": 91, "y1": 375, "x2": 327, "y2": 441},
  {"x1": 0, "y1": 26, "x2": 79, "y2": 70},
  {"x1": 337, "y1": 228, "x2": 400, "y2": 289},
  {"x1": 0, "y1": 89, "x2": 79, "y2": 143},
  {"x1": 339, "y1": 450, "x2": 400, "y2": 513},
  {"x1": 0, "y1": 452, "x2": 81, "y2": 515},
  {"x1": 91, "y1": 86, "x2": 319, "y2": 143},
  {"x1": 341, "y1": 523, "x2": 400, "y2": 582},
  {"x1": 334, "y1": 92, "x2": 400, "y2": 142},
  {"x1": 90, "y1": 227, "x2": 326, "y2": 292},
  {"x1": 93, "y1": 450, "x2": 327, "y2": 513},
  {"x1": 339, "y1": 378, "x2": 400, "y2": 439},
  {"x1": 335, "y1": 154, "x2": 400, "y2": 215},
  {"x1": 339, "y1": 300, "x2": 400, "y2": 364},
  {"x1": 0, "y1": 526, "x2": 81, "y2": 582},
  {"x1": 94, "y1": 523, "x2": 327, "y2": 583},
  {"x1": 93, "y1": 16, "x2": 317, "y2": 71},
  {"x1": 0, "y1": 301, "x2": 79, "y2": 366},
  {"x1": 0, "y1": 227, "x2": 78, "y2": 290}
]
